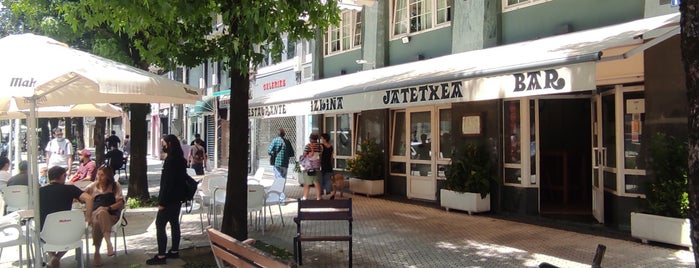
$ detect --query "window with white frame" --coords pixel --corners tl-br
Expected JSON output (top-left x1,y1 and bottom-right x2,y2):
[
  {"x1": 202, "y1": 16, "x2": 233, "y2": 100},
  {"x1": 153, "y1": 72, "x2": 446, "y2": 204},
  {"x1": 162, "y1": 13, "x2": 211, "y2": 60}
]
[
  {"x1": 324, "y1": 10, "x2": 363, "y2": 56},
  {"x1": 503, "y1": 0, "x2": 553, "y2": 11},
  {"x1": 392, "y1": 0, "x2": 451, "y2": 37}
]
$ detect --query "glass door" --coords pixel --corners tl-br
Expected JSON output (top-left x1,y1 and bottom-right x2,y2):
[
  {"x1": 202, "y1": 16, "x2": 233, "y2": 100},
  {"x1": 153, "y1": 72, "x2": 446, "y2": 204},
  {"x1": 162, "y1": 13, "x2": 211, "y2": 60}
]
[
  {"x1": 591, "y1": 95, "x2": 604, "y2": 223},
  {"x1": 407, "y1": 107, "x2": 435, "y2": 200}
]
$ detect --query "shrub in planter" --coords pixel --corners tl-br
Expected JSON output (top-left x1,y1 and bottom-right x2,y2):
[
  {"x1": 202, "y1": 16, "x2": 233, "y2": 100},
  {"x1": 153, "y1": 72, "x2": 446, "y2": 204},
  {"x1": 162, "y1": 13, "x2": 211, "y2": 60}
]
[
  {"x1": 444, "y1": 142, "x2": 496, "y2": 198},
  {"x1": 346, "y1": 139, "x2": 384, "y2": 180},
  {"x1": 644, "y1": 133, "x2": 688, "y2": 218}
]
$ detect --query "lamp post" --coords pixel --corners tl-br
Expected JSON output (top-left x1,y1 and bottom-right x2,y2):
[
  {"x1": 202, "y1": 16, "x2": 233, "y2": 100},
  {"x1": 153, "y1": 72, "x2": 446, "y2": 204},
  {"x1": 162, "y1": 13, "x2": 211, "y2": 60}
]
[{"x1": 355, "y1": 59, "x2": 375, "y2": 70}]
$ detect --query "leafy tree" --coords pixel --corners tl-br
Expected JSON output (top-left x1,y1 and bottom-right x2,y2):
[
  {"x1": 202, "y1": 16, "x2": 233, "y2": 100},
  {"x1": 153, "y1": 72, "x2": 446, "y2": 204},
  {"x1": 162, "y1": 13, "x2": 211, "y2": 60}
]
[
  {"x1": 4, "y1": 0, "x2": 341, "y2": 240},
  {"x1": 210, "y1": 0, "x2": 340, "y2": 239},
  {"x1": 682, "y1": 0, "x2": 699, "y2": 261},
  {"x1": 3, "y1": 0, "x2": 216, "y2": 202}
]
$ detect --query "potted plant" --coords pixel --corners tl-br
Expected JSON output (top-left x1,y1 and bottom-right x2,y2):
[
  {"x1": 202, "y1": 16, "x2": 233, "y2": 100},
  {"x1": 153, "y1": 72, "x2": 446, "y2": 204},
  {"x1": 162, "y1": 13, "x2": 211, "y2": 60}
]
[
  {"x1": 346, "y1": 138, "x2": 384, "y2": 196},
  {"x1": 631, "y1": 132, "x2": 690, "y2": 247},
  {"x1": 440, "y1": 142, "x2": 495, "y2": 214}
]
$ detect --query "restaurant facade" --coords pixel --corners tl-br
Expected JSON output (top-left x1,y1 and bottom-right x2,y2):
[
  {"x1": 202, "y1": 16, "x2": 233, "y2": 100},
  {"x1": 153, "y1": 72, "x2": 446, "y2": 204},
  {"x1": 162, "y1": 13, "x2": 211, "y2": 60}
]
[{"x1": 248, "y1": 1, "x2": 685, "y2": 229}]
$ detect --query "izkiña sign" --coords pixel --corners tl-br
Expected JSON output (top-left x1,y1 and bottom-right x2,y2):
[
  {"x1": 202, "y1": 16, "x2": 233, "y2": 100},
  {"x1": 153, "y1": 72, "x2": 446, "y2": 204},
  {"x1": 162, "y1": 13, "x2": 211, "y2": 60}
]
[{"x1": 248, "y1": 62, "x2": 594, "y2": 119}]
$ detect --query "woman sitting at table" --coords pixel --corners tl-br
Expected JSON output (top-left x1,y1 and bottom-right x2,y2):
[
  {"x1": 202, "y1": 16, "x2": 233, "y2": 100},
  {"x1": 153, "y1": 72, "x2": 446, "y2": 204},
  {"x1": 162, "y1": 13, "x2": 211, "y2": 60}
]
[{"x1": 84, "y1": 165, "x2": 124, "y2": 267}]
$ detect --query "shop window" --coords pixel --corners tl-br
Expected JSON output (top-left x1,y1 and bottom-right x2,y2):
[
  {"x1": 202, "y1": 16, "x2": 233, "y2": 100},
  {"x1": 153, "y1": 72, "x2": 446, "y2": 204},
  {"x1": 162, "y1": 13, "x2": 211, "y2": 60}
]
[
  {"x1": 505, "y1": 101, "x2": 521, "y2": 164},
  {"x1": 392, "y1": 0, "x2": 451, "y2": 38},
  {"x1": 325, "y1": 113, "x2": 354, "y2": 169},
  {"x1": 392, "y1": 111, "x2": 407, "y2": 157},
  {"x1": 324, "y1": 10, "x2": 362, "y2": 56},
  {"x1": 438, "y1": 109, "x2": 452, "y2": 159},
  {"x1": 623, "y1": 92, "x2": 645, "y2": 170},
  {"x1": 504, "y1": 100, "x2": 522, "y2": 185}
]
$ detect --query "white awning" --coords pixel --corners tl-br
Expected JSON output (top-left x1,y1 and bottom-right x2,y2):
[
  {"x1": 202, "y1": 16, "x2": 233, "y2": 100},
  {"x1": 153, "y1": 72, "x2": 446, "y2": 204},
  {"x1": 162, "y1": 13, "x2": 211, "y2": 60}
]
[{"x1": 249, "y1": 13, "x2": 679, "y2": 119}]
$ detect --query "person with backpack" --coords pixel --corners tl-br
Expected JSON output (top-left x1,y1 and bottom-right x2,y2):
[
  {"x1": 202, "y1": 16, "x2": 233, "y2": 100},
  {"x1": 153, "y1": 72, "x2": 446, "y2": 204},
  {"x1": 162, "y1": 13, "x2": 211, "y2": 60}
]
[
  {"x1": 188, "y1": 139, "x2": 207, "y2": 175},
  {"x1": 267, "y1": 128, "x2": 295, "y2": 183},
  {"x1": 147, "y1": 134, "x2": 186, "y2": 265}
]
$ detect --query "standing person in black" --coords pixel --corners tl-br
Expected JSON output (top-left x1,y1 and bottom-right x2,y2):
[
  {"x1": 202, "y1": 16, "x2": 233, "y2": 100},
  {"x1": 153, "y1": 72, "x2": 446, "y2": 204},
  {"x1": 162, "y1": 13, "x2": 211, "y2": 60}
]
[
  {"x1": 146, "y1": 134, "x2": 186, "y2": 265},
  {"x1": 320, "y1": 133, "x2": 334, "y2": 196},
  {"x1": 105, "y1": 131, "x2": 121, "y2": 151}
]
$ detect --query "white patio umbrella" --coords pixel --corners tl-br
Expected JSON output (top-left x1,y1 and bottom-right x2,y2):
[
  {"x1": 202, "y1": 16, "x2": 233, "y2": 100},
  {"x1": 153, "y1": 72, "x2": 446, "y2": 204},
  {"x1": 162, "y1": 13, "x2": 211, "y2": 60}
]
[{"x1": 0, "y1": 33, "x2": 202, "y2": 267}]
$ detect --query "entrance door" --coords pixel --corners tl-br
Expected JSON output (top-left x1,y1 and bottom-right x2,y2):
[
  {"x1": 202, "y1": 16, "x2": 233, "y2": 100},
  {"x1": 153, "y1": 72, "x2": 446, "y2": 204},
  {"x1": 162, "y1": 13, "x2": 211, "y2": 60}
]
[
  {"x1": 407, "y1": 108, "x2": 435, "y2": 200},
  {"x1": 591, "y1": 96, "x2": 604, "y2": 223}
]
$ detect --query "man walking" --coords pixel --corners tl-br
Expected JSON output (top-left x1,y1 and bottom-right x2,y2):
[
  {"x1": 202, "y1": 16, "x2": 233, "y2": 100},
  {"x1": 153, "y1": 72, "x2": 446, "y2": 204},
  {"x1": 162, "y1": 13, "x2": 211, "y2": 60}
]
[
  {"x1": 267, "y1": 128, "x2": 294, "y2": 182},
  {"x1": 45, "y1": 128, "x2": 73, "y2": 175}
]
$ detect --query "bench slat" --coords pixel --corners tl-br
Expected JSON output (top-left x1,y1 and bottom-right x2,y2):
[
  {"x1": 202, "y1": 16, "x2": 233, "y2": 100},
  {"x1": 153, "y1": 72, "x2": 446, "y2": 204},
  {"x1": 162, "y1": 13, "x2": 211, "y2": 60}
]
[
  {"x1": 212, "y1": 245, "x2": 258, "y2": 268},
  {"x1": 296, "y1": 211, "x2": 352, "y2": 221},
  {"x1": 297, "y1": 235, "x2": 352, "y2": 242},
  {"x1": 297, "y1": 199, "x2": 352, "y2": 209},
  {"x1": 207, "y1": 227, "x2": 293, "y2": 268}
]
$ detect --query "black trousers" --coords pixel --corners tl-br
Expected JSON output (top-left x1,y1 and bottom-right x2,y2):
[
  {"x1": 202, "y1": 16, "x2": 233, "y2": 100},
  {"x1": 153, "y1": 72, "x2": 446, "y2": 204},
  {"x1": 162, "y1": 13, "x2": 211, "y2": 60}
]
[{"x1": 155, "y1": 203, "x2": 181, "y2": 255}]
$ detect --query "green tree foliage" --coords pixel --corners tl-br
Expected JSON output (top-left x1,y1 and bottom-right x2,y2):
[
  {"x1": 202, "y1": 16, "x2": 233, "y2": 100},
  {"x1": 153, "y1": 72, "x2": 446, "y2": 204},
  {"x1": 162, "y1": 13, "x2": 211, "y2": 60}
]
[
  {"x1": 2, "y1": 0, "x2": 219, "y2": 202},
  {"x1": 3, "y1": 0, "x2": 341, "y2": 240},
  {"x1": 646, "y1": 133, "x2": 688, "y2": 218}
]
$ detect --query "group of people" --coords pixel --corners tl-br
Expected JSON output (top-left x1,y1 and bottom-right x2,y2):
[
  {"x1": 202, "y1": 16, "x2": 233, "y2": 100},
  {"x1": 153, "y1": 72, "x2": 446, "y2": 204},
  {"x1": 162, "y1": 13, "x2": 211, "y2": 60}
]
[
  {"x1": 6, "y1": 127, "x2": 129, "y2": 267},
  {"x1": 268, "y1": 128, "x2": 336, "y2": 201}
]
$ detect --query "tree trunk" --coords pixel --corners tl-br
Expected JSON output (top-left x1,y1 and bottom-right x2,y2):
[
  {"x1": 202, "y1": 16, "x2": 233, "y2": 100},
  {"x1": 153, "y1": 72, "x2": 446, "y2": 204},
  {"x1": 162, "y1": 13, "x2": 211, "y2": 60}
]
[
  {"x1": 94, "y1": 118, "x2": 106, "y2": 166},
  {"x1": 681, "y1": 0, "x2": 699, "y2": 261},
  {"x1": 38, "y1": 118, "x2": 50, "y2": 154},
  {"x1": 75, "y1": 117, "x2": 85, "y2": 150},
  {"x1": 221, "y1": 61, "x2": 249, "y2": 240},
  {"x1": 127, "y1": 104, "x2": 151, "y2": 201}
]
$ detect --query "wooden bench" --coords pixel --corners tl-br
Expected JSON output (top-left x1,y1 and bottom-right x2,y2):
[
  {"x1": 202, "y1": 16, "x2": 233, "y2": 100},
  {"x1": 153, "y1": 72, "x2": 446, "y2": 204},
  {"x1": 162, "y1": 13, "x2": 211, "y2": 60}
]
[
  {"x1": 206, "y1": 227, "x2": 294, "y2": 268},
  {"x1": 293, "y1": 198, "x2": 353, "y2": 267}
]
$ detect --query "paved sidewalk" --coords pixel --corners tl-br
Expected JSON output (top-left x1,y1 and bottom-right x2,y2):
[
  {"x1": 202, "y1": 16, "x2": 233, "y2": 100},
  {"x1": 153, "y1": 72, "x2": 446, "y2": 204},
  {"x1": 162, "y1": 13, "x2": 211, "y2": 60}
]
[{"x1": 0, "y1": 158, "x2": 694, "y2": 267}]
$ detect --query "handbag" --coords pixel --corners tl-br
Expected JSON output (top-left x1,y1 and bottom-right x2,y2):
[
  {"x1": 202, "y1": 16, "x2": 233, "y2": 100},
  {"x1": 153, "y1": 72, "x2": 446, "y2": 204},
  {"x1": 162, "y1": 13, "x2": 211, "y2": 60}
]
[
  {"x1": 93, "y1": 192, "x2": 117, "y2": 211},
  {"x1": 300, "y1": 144, "x2": 321, "y2": 171}
]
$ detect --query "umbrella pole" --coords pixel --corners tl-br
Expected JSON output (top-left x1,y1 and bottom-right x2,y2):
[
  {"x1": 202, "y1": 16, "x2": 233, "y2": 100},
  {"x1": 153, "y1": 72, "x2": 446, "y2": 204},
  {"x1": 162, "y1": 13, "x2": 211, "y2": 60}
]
[{"x1": 28, "y1": 98, "x2": 42, "y2": 268}]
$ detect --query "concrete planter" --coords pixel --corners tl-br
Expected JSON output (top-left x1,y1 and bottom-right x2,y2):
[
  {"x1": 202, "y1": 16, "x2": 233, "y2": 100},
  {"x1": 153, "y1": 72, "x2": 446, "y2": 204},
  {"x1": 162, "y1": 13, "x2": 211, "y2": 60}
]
[
  {"x1": 631, "y1": 212, "x2": 690, "y2": 247},
  {"x1": 440, "y1": 189, "x2": 490, "y2": 215},
  {"x1": 349, "y1": 178, "x2": 384, "y2": 196}
]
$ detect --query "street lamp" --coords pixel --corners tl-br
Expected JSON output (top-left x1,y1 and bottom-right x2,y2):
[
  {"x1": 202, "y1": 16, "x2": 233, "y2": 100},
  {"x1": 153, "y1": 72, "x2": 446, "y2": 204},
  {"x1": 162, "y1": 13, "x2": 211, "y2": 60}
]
[{"x1": 356, "y1": 59, "x2": 375, "y2": 69}]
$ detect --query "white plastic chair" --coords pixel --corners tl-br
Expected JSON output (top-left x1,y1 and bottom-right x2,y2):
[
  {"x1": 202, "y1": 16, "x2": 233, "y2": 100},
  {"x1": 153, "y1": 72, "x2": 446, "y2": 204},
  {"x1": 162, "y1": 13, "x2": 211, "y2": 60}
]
[
  {"x1": 204, "y1": 175, "x2": 227, "y2": 225},
  {"x1": 2, "y1": 186, "x2": 29, "y2": 213},
  {"x1": 0, "y1": 215, "x2": 26, "y2": 267},
  {"x1": 40, "y1": 210, "x2": 86, "y2": 268},
  {"x1": 186, "y1": 168, "x2": 197, "y2": 176},
  {"x1": 110, "y1": 208, "x2": 127, "y2": 255},
  {"x1": 211, "y1": 187, "x2": 226, "y2": 230},
  {"x1": 180, "y1": 196, "x2": 205, "y2": 233},
  {"x1": 263, "y1": 177, "x2": 286, "y2": 227},
  {"x1": 247, "y1": 184, "x2": 265, "y2": 234},
  {"x1": 247, "y1": 167, "x2": 265, "y2": 185}
]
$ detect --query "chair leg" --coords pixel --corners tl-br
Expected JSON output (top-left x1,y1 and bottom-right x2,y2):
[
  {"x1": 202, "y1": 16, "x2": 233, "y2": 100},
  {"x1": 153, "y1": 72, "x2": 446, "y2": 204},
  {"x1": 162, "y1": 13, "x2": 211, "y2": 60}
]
[
  {"x1": 267, "y1": 206, "x2": 274, "y2": 224},
  {"x1": 277, "y1": 204, "x2": 285, "y2": 226},
  {"x1": 122, "y1": 227, "x2": 127, "y2": 254},
  {"x1": 113, "y1": 231, "x2": 118, "y2": 256},
  {"x1": 199, "y1": 209, "x2": 205, "y2": 233}
]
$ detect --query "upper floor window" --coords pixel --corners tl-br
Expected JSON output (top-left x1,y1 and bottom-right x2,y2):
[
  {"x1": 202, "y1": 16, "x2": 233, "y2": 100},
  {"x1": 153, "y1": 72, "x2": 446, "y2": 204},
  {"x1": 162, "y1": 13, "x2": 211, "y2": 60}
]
[
  {"x1": 503, "y1": 0, "x2": 552, "y2": 12},
  {"x1": 324, "y1": 10, "x2": 363, "y2": 56},
  {"x1": 392, "y1": 0, "x2": 451, "y2": 37}
]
